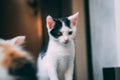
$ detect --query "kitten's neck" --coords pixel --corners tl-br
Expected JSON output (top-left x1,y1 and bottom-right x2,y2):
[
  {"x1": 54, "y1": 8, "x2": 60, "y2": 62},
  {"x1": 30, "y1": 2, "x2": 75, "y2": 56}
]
[{"x1": 47, "y1": 38, "x2": 75, "y2": 56}]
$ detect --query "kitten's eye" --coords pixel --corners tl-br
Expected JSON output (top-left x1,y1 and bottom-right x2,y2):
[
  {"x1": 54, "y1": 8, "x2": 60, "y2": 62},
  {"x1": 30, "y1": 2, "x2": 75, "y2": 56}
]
[
  {"x1": 68, "y1": 31, "x2": 73, "y2": 35},
  {"x1": 58, "y1": 32, "x2": 62, "y2": 36}
]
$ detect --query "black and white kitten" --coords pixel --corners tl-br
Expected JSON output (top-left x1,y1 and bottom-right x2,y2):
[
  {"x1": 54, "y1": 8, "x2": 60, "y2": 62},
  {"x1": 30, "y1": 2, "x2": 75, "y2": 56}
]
[{"x1": 37, "y1": 12, "x2": 79, "y2": 80}]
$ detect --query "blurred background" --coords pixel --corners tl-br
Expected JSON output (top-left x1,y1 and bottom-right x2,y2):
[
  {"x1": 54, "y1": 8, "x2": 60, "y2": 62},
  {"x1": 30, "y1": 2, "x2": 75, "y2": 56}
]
[{"x1": 0, "y1": 0, "x2": 120, "y2": 80}]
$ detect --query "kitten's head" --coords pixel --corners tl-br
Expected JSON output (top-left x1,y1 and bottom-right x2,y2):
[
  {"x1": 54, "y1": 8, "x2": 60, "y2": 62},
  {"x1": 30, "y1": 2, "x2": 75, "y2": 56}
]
[
  {"x1": 0, "y1": 36, "x2": 37, "y2": 80},
  {"x1": 46, "y1": 12, "x2": 79, "y2": 44}
]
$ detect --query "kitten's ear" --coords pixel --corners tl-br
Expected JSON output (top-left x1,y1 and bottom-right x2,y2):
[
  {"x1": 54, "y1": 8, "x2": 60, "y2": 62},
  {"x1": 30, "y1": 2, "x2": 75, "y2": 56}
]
[
  {"x1": 68, "y1": 12, "x2": 79, "y2": 27},
  {"x1": 46, "y1": 15, "x2": 55, "y2": 29},
  {"x1": 9, "y1": 36, "x2": 26, "y2": 46}
]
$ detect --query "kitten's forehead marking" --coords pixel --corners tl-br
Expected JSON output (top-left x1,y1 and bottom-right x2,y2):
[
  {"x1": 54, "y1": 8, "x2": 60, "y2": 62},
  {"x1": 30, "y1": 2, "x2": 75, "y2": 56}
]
[
  {"x1": 60, "y1": 22, "x2": 70, "y2": 33},
  {"x1": 61, "y1": 18, "x2": 70, "y2": 28}
]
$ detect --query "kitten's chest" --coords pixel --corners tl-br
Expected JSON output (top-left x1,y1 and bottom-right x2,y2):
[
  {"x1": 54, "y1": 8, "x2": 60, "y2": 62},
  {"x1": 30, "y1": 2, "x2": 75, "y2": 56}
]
[
  {"x1": 57, "y1": 56, "x2": 72, "y2": 73},
  {"x1": 47, "y1": 47, "x2": 74, "y2": 60}
]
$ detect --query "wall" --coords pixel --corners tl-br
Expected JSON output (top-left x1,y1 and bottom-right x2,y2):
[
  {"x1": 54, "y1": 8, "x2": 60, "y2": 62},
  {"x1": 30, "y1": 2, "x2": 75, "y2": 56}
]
[
  {"x1": 115, "y1": 0, "x2": 120, "y2": 63},
  {"x1": 89, "y1": 0, "x2": 119, "y2": 80},
  {"x1": 72, "y1": 0, "x2": 88, "y2": 80}
]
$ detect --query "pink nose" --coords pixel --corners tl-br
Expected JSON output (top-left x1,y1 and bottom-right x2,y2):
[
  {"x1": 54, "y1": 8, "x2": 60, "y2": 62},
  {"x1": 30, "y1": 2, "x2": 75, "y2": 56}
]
[{"x1": 64, "y1": 39, "x2": 69, "y2": 44}]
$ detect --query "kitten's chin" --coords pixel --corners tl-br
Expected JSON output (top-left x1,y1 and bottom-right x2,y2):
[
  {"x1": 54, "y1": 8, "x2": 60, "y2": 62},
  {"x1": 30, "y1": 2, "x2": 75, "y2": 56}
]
[{"x1": 64, "y1": 41, "x2": 69, "y2": 44}]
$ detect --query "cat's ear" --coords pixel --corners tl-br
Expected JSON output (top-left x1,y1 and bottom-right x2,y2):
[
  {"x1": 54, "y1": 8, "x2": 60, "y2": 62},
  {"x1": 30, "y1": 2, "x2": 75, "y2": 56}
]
[
  {"x1": 46, "y1": 15, "x2": 55, "y2": 29},
  {"x1": 68, "y1": 12, "x2": 79, "y2": 27},
  {"x1": 9, "y1": 36, "x2": 26, "y2": 46}
]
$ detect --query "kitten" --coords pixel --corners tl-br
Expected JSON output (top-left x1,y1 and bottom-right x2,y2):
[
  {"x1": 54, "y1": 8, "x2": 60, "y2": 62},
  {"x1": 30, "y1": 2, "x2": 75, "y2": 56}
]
[
  {"x1": 37, "y1": 12, "x2": 79, "y2": 80},
  {"x1": 0, "y1": 36, "x2": 37, "y2": 80}
]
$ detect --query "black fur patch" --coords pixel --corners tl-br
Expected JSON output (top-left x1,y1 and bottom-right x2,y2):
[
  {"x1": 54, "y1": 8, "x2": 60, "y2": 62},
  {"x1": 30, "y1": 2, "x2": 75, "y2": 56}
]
[
  {"x1": 61, "y1": 17, "x2": 71, "y2": 28},
  {"x1": 9, "y1": 58, "x2": 37, "y2": 80},
  {"x1": 40, "y1": 43, "x2": 48, "y2": 59},
  {"x1": 50, "y1": 18, "x2": 70, "y2": 38},
  {"x1": 50, "y1": 19, "x2": 62, "y2": 38}
]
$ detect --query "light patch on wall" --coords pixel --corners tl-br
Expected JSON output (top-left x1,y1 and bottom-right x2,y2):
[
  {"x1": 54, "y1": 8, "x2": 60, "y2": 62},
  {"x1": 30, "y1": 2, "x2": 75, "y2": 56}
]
[{"x1": 114, "y1": 0, "x2": 120, "y2": 66}]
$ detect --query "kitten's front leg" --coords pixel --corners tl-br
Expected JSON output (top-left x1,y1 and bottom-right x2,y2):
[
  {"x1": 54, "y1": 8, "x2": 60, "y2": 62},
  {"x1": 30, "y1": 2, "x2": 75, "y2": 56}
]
[
  {"x1": 65, "y1": 62, "x2": 74, "y2": 80},
  {"x1": 47, "y1": 61, "x2": 59, "y2": 80}
]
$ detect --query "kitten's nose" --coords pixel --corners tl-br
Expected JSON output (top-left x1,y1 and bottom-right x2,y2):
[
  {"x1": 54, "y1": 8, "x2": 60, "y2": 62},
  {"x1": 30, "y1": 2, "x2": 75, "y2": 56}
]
[{"x1": 64, "y1": 39, "x2": 69, "y2": 44}]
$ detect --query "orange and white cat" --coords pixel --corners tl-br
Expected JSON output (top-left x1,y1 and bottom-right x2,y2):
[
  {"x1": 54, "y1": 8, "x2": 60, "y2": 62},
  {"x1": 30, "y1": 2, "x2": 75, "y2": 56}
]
[{"x1": 0, "y1": 36, "x2": 37, "y2": 80}]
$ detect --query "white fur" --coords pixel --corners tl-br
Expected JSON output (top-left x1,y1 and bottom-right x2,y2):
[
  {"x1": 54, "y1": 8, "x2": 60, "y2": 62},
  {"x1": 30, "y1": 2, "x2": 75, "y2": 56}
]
[{"x1": 0, "y1": 66, "x2": 15, "y2": 80}]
